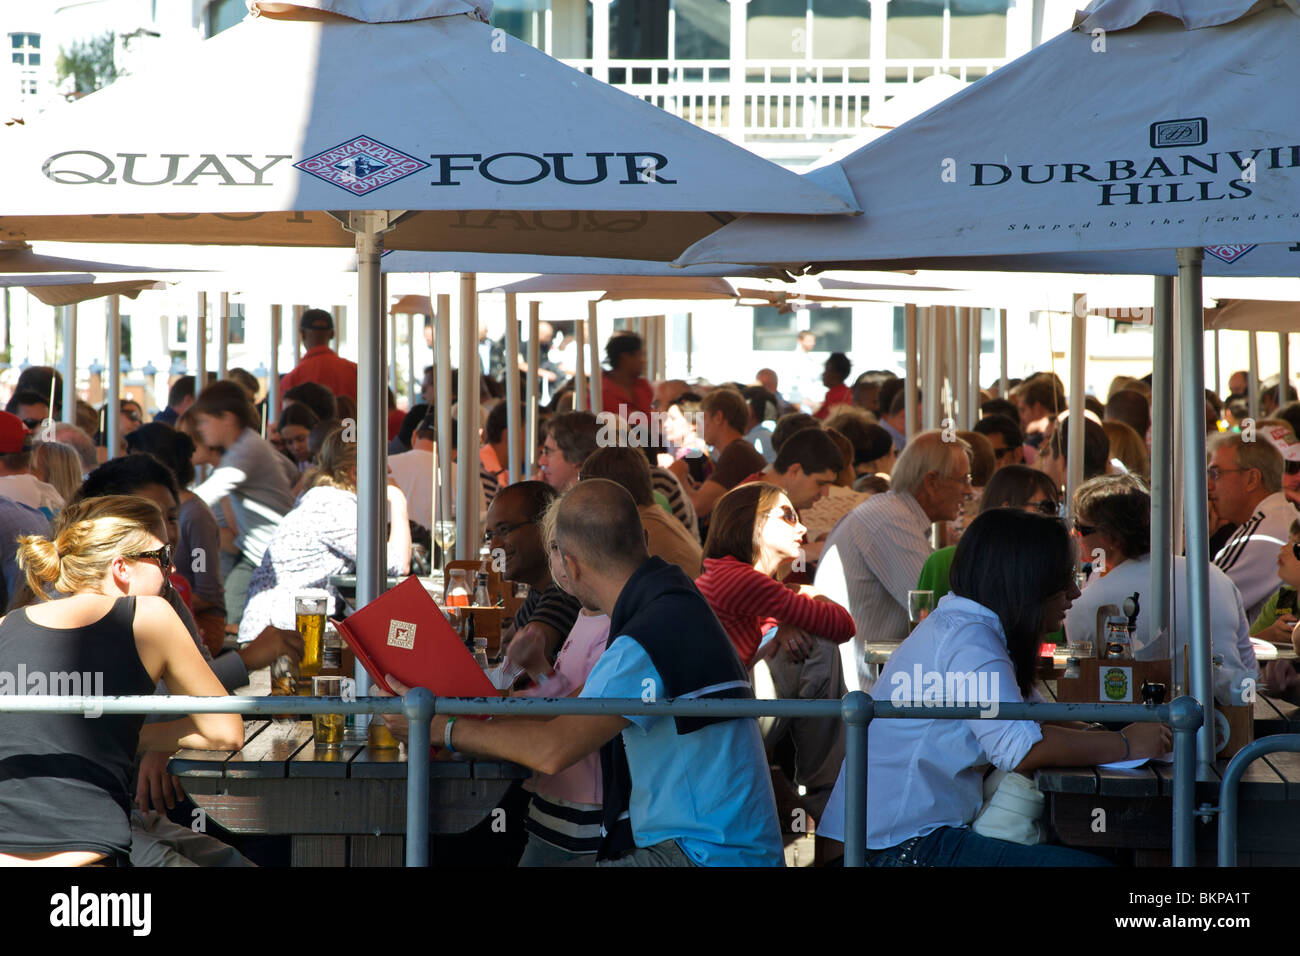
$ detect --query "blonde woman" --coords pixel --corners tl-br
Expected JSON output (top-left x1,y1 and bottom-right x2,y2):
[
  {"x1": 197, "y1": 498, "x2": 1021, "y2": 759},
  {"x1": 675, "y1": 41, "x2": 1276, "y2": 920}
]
[
  {"x1": 0, "y1": 495, "x2": 243, "y2": 866},
  {"x1": 31, "y1": 441, "x2": 84, "y2": 509},
  {"x1": 1100, "y1": 419, "x2": 1150, "y2": 478},
  {"x1": 236, "y1": 426, "x2": 411, "y2": 644}
]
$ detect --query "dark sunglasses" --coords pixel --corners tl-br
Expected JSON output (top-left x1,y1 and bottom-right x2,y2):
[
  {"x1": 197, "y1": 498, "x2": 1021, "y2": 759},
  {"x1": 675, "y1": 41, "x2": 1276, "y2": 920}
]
[
  {"x1": 992, "y1": 446, "x2": 1017, "y2": 459},
  {"x1": 1033, "y1": 500, "x2": 1061, "y2": 517},
  {"x1": 1073, "y1": 519, "x2": 1096, "y2": 537},
  {"x1": 125, "y1": 544, "x2": 173, "y2": 570},
  {"x1": 20, "y1": 418, "x2": 42, "y2": 431},
  {"x1": 1292, "y1": 541, "x2": 1300, "y2": 562},
  {"x1": 1287, "y1": 460, "x2": 1300, "y2": 476},
  {"x1": 768, "y1": 505, "x2": 799, "y2": 527}
]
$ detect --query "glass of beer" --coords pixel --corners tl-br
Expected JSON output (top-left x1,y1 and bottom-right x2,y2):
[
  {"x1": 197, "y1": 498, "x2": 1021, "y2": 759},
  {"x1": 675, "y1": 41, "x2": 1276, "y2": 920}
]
[
  {"x1": 312, "y1": 676, "x2": 346, "y2": 748},
  {"x1": 295, "y1": 591, "x2": 329, "y2": 677}
]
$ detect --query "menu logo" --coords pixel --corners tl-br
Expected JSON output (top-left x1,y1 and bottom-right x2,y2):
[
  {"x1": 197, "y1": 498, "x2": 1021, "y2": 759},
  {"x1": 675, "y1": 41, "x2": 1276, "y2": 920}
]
[
  {"x1": 387, "y1": 619, "x2": 416, "y2": 650},
  {"x1": 294, "y1": 136, "x2": 429, "y2": 196},
  {"x1": 1151, "y1": 118, "x2": 1207, "y2": 149}
]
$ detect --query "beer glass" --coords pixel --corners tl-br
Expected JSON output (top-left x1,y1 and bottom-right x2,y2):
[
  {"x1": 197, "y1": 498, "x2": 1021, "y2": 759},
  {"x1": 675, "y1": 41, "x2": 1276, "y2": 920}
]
[
  {"x1": 312, "y1": 676, "x2": 346, "y2": 747},
  {"x1": 907, "y1": 590, "x2": 934, "y2": 632},
  {"x1": 295, "y1": 591, "x2": 329, "y2": 677}
]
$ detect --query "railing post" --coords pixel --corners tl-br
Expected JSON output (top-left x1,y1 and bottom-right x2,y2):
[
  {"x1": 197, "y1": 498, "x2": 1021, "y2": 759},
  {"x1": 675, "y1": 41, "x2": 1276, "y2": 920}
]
[
  {"x1": 841, "y1": 691, "x2": 872, "y2": 867},
  {"x1": 726, "y1": 0, "x2": 749, "y2": 143},
  {"x1": 1218, "y1": 735, "x2": 1300, "y2": 867},
  {"x1": 1169, "y1": 695, "x2": 1202, "y2": 868},
  {"x1": 403, "y1": 687, "x2": 436, "y2": 867}
]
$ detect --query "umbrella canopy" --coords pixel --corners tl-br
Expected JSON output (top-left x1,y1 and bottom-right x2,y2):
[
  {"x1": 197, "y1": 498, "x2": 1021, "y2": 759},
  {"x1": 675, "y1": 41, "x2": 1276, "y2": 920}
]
[
  {"x1": 22, "y1": 279, "x2": 166, "y2": 307},
  {"x1": 0, "y1": 2, "x2": 855, "y2": 260},
  {"x1": 676, "y1": 0, "x2": 1300, "y2": 274},
  {"x1": 0, "y1": 240, "x2": 177, "y2": 274},
  {"x1": 1204, "y1": 298, "x2": 1300, "y2": 332},
  {"x1": 491, "y1": 274, "x2": 736, "y2": 300}
]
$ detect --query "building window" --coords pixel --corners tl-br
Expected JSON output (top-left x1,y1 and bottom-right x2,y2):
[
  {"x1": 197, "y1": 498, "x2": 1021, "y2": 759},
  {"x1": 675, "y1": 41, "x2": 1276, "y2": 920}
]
[
  {"x1": 813, "y1": 0, "x2": 870, "y2": 60},
  {"x1": 886, "y1": 0, "x2": 944, "y2": 58},
  {"x1": 950, "y1": 0, "x2": 1008, "y2": 58},
  {"x1": 747, "y1": 0, "x2": 804, "y2": 60},
  {"x1": 228, "y1": 303, "x2": 246, "y2": 346},
  {"x1": 492, "y1": 0, "x2": 548, "y2": 48},
  {"x1": 753, "y1": 306, "x2": 797, "y2": 351},
  {"x1": 809, "y1": 306, "x2": 852, "y2": 352},
  {"x1": 675, "y1": 0, "x2": 729, "y2": 59},
  {"x1": 10, "y1": 33, "x2": 40, "y2": 65},
  {"x1": 610, "y1": 0, "x2": 669, "y2": 58}
]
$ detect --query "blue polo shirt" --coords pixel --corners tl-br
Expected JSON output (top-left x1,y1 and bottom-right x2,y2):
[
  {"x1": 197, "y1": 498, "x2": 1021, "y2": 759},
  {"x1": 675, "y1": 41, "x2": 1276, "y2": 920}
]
[{"x1": 581, "y1": 635, "x2": 784, "y2": 867}]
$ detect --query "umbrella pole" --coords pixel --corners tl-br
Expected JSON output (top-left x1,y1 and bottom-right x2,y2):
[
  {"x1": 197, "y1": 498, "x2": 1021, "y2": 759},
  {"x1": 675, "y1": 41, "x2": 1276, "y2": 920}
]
[
  {"x1": 967, "y1": 307, "x2": 980, "y2": 426},
  {"x1": 1151, "y1": 277, "x2": 1174, "y2": 681},
  {"x1": 1280, "y1": 333, "x2": 1290, "y2": 407},
  {"x1": 61, "y1": 304, "x2": 76, "y2": 425},
  {"x1": 924, "y1": 307, "x2": 940, "y2": 430},
  {"x1": 1177, "y1": 247, "x2": 1216, "y2": 772},
  {"x1": 107, "y1": 295, "x2": 120, "y2": 460},
  {"x1": 903, "y1": 304, "x2": 918, "y2": 443},
  {"x1": 457, "y1": 273, "x2": 480, "y2": 560},
  {"x1": 196, "y1": 292, "x2": 207, "y2": 394},
  {"x1": 1213, "y1": 330, "x2": 1221, "y2": 400},
  {"x1": 1247, "y1": 333, "x2": 1260, "y2": 420},
  {"x1": 686, "y1": 313, "x2": 693, "y2": 378},
  {"x1": 349, "y1": 213, "x2": 394, "y2": 704},
  {"x1": 217, "y1": 292, "x2": 229, "y2": 380},
  {"x1": 999, "y1": 308, "x2": 1009, "y2": 397},
  {"x1": 575, "y1": 314, "x2": 587, "y2": 412},
  {"x1": 408, "y1": 313, "x2": 417, "y2": 412},
  {"x1": 946, "y1": 306, "x2": 958, "y2": 425},
  {"x1": 505, "y1": 293, "x2": 522, "y2": 485},
  {"x1": 956, "y1": 306, "x2": 970, "y2": 430},
  {"x1": 588, "y1": 300, "x2": 603, "y2": 413},
  {"x1": 1067, "y1": 294, "x2": 1086, "y2": 517},
  {"x1": 527, "y1": 302, "x2": 540, "y2": 477},
  {"x1": 269, "y1": 305, "x2": 281, "y2": 426},
  {"x1": 436, "y1": 293, "x2": 453, "y2": 558}
]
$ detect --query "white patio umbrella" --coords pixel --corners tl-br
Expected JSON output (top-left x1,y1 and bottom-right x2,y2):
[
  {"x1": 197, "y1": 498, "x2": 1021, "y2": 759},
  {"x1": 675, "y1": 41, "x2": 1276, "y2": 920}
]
[
  {"x1": 0, "y1": 0, "x2": 856, "y2": 670},
  {"x1": 677, "y1": 0, "x2": 1300, "y2": 780}
]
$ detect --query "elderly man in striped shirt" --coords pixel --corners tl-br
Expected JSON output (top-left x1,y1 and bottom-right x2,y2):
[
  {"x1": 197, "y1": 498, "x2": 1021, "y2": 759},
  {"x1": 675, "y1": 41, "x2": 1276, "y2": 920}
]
[{"x1": 813, "y1": 431, "x2": 973, "y2": 692}]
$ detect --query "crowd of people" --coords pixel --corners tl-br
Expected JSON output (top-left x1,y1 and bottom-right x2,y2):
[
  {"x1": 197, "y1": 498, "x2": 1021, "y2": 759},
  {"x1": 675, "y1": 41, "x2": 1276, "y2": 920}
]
[{"x1": 2, "y1": 308, "x2": 1298, "y2": 867}]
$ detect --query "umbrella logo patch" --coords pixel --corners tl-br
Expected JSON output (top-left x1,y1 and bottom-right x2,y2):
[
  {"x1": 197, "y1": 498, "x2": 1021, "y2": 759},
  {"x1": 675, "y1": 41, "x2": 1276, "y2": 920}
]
[
  {"x1": 1204, "y1": 244, "x2": 1257, "y2": 264},
  {"x1": 295, "y1": 136, "x2": 429, "y2": 196},
  {"x1": 1150, "y1": 118, "x2": 1206, "y2": 149}
]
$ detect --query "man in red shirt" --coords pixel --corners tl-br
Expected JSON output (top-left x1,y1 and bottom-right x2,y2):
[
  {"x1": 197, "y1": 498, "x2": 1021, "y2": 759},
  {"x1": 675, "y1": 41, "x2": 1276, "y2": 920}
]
[
  {"x1": 278, "y1": 309, "x2": 358, "y2": 403},
  {"x1": 814, "y1": 352, "x2": 853, "y2": 420}
]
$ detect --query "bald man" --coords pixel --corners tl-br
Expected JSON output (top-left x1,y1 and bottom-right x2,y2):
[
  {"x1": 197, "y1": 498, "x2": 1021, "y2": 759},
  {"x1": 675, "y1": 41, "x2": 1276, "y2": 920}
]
[{"x1": 381, "y1": 479, "x2": 782, "y2": 867}]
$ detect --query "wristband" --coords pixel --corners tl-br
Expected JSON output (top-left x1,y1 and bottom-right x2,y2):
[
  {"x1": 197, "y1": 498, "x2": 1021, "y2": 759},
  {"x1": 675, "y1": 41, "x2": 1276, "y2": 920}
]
[
  {"x1": 1117, "y1": 729, "x2": 1130, "y2": 760},
  {"x1": 444, "y1": 715, "x2": 458, "y2": 754}
]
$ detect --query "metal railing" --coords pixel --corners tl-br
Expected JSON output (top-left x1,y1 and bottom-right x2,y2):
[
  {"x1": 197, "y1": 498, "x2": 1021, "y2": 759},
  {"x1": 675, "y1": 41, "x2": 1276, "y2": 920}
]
[
  {"x1": 1217, "y1": 734, "x2": 1300, "y2": 866},
  {"x1": 561, "y1": 56, "x2": 1005, "y2": 139},
  {"x1": 0, "y1": 690, "x2": 1203, "y2": 868}
]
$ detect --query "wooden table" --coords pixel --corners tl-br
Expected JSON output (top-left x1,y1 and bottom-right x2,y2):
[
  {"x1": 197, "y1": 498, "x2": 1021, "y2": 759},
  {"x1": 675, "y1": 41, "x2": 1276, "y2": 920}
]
[
  {"x1": 1031, "y1": 679, "x2": 1300, "y2": 865},
  {"x1": 170, "y1": 719, "x2": 530, "y2": 867}
]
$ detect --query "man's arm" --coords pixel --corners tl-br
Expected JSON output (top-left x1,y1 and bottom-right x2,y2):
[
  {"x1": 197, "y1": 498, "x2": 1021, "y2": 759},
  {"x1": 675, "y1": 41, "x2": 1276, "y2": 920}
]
[
  {"x1": 192, "y1": 465, "x2": 246, "y2": 509},
  {"x1": 438, "y1": 712, "x2": 629, "y2": 776}
]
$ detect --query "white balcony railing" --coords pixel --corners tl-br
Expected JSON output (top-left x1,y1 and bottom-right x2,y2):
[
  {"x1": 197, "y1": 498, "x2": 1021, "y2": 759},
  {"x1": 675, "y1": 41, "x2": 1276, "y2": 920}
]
[{"x1": 562, "y1": 57, "x2": 1007, "y2": 141}]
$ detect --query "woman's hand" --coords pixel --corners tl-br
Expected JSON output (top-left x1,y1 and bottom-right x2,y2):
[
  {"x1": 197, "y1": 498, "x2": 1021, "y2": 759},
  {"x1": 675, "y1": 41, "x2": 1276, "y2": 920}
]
[
  {"x1": 505, "y1": 624, "x2": 551, "y2": 679},
  {"x1": 237, "y1": 625, "x2": 304, "y2": 672},
  {"x1": 372, "y1": 675, "x2": 410, "y2": 744},
  {"x1": 1120, "y1": 722, "x2": 1172, "y2": 760}
]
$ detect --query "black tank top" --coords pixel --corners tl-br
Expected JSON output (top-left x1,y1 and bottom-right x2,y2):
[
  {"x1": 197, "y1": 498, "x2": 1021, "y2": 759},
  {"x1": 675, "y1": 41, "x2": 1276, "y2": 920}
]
[{"x1": 0, "y1": 597, "x2": 156, "y2": 860}]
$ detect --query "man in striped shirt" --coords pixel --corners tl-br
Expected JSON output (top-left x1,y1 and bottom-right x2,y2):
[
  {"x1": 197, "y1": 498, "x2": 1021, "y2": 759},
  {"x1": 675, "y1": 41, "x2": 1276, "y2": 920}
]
[
  {"x1": 813, "y1": 431, "x2": 973, "y2": 692},
  {"x1": 1209, "y1": 433, "x2": 1296, "y2": 621}
]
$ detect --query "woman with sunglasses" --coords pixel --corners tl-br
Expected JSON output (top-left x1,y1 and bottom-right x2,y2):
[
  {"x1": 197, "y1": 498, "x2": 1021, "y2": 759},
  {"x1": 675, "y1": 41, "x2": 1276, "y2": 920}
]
[
  {"x1": 817, "y1": 508, "x2": 1170, "y2": 866},
  {"x1": 1245, "y1": 518, "x2": 1300, "y2": 699},
  {"x1": 1065, "y1": 474, "x2": 1257, "y2": 702},
  {"x1": 0, "y1": 495, "x2": 243, "y2": 866},
  {"x1": 696, "y1": 483, "x2": 854, "y2": 819}
]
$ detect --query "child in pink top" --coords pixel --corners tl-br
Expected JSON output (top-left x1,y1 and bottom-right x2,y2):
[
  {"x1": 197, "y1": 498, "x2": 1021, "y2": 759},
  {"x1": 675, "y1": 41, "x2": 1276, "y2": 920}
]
[{"x1": 507, "y1": 605, "x2": 609, "y2": 865}]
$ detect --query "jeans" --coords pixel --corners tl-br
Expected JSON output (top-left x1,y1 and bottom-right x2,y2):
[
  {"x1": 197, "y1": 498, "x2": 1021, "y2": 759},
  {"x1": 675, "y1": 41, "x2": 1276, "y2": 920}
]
[
  {"x1": 867, "y1": 827, "x2": 1112, "y2": 867},
  {"x1": 517, "y1": 833, "x2": 597, "y2": 868}
]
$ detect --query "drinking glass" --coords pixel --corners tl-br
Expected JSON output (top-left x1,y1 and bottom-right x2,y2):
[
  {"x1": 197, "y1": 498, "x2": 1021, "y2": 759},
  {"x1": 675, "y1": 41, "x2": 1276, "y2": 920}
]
[
  {"x1": 312, "y1": 676, "x2": 345, "y2": 748},
  {"x1": 295, "y1": 591, "x2": 329, "y2": 677},
  {"x1": 907, "y1": 590, "x2": 934, "y2": 632},
  {"x1": 433, "y1": 520, "x2": 457, "y2": 573}
]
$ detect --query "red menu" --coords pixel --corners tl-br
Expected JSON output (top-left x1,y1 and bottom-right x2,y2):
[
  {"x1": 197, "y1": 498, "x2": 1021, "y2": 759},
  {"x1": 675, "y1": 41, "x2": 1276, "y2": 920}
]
[{"x1": 335, "y1": 576, "x2": 496, "y2": 698}]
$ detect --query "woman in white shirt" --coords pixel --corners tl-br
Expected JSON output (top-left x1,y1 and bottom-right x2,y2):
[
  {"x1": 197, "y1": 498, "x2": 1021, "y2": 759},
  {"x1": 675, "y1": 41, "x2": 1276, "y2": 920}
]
[{"x1": 818, "y1": 507, "x2": 1171, "y2": 865}]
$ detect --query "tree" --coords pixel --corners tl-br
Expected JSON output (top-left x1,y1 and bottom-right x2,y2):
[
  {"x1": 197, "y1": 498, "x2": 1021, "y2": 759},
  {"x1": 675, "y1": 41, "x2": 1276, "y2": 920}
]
[{"x1": 56, "y1": 32, "x2": 118, "y2": 97}]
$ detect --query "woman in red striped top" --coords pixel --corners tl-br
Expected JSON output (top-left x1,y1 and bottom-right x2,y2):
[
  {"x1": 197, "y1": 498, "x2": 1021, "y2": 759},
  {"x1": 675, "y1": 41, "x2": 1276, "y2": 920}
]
[{"x1": 696, "y1": 482, "x2": 855, "y2": 668}]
